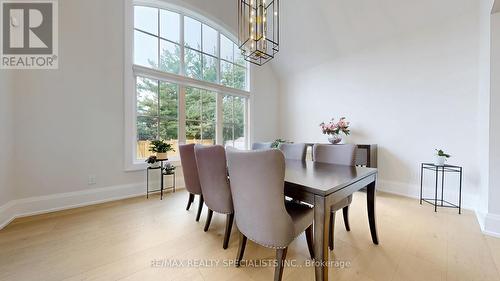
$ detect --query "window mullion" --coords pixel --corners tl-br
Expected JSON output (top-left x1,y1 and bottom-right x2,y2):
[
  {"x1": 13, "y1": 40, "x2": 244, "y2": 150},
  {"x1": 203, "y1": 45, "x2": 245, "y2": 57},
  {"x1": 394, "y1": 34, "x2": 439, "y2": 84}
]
[
  {"x1": 156, "y1": 80, "x2": 161, "y2": 139},
  {"x1": 200, "y1": 90, "x2": 203, "y2": 141},
  {"x1": 217, "y1": 31, "x2": 221, "y2": 85},
  {"x1": 231, "y1": 97, "x2": 235, "y2": 146},
  {"x1": 200, "y1": 23, "x2": 204, "y2": 81},
  {"x1": 178, "y1": 85, "x2": 186, "y2": 144},
  {"x1": 180, "y1": 15, "x2": 185, "y2": 76},
  {"x1": 216, "y1": 93, "x2": 223, "y2": 145}
]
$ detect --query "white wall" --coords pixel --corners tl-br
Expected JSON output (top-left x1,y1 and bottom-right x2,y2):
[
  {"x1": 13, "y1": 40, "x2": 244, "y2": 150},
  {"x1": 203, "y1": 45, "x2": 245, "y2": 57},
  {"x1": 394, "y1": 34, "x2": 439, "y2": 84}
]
[
  {"x1": 487, "y1": 9, "x2": 500, "y2": 231},
  {"x1": 0, "y1": 0, "x2": 280, "y2": 224},
  {"x1": 477, "y1": 0, "x2": 494, "y2": 220},
  {"x1": 277, "y1": 3, "x2": 480, "y2": 207},
  {"x1": 0, "y1": 72, "x2": 14, "y2": 207}
]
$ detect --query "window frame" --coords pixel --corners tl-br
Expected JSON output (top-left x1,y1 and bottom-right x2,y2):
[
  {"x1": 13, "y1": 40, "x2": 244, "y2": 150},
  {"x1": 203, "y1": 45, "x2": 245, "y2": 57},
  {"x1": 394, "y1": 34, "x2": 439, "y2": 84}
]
[{"x1": 125, "y1": 0, "x2": 251, "y2": 171}]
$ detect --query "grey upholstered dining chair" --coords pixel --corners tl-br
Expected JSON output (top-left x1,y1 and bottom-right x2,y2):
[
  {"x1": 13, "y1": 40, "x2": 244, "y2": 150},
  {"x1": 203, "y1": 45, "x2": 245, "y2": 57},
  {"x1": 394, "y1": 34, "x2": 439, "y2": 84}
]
[
  {"x1": 313, "y1": 144, "x2": 356, "y2": 250},
  {"x1": 279, "y1": 143, "x2": 307, "y2": 161},
  {"x1": 179, "y1": 144, "x2": 204, "y2": 222},
  {"x1": 194, "y1": 145, "x2": 234, "y2": 249},
  {"x1": 226, "y1": 148, "x2": 314, "y2": 281},
  {"x1": 251, "y1": 142, "x2": 273, "y2": 150}
]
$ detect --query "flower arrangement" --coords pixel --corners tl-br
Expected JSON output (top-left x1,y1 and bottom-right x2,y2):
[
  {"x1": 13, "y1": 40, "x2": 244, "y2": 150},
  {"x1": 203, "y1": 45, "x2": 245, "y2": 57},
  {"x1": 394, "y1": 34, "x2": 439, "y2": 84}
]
[{"x1": 320, "y1": 117, "x2": 350, "y2": 144}]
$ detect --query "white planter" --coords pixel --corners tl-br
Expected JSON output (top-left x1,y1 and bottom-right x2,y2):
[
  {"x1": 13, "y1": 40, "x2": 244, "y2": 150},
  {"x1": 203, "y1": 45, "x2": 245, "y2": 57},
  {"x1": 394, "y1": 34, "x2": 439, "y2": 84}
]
[
  {"x1": 149, "y1": 162, "x2": 161, "y2": 168},
  {"x1": 435, "y1": 155, "x2": 446, "y2": 166}
]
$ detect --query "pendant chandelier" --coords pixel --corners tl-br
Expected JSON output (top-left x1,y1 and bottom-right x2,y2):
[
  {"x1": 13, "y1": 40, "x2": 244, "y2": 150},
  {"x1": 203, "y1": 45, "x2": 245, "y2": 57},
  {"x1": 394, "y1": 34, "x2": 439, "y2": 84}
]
[{"x1": 238, "y1": 0, "x2": 279, "y2": 66}]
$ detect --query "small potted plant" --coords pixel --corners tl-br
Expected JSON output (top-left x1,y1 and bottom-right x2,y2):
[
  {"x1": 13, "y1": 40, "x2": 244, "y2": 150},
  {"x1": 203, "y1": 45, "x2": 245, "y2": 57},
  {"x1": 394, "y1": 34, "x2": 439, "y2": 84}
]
[
  {"x1": 435, "y1": 149, "x2": 451, "y2": 166},
  {"x1": 271, "y1": 138, "x2": 290, "y2": 149},
  {"x1": 149, "y1": 140, "x2": 174, "y2": 160},
  {"x1": 145, "y1": 155, "x2": 160, "y2": 168},
  {"x1": 164, "y1": 162, "x2": 176, "y2": 175},
  {"x1": 320, "y1": 117, "x2": 350, "y2": 144}
]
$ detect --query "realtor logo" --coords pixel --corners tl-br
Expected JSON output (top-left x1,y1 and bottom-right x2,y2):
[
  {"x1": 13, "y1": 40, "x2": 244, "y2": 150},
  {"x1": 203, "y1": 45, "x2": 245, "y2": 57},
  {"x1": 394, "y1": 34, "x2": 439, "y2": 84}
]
[{"x1": 1, "y1": 0, "x2": 58, "y2": 69}]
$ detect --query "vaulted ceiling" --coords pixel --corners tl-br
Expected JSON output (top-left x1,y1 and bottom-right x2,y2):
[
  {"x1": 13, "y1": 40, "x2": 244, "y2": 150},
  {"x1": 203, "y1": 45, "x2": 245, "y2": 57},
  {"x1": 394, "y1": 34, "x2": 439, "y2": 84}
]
[{"x1": 271, "y1": 0, "x2": 477, "y2": 78}]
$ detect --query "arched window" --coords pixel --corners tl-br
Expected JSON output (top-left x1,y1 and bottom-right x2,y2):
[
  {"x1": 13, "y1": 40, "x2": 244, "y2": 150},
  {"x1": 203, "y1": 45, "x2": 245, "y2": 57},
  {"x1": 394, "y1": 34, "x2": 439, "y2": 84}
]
[{"x1": 127, "y1": 3, "x2": 250, "y2": 165}]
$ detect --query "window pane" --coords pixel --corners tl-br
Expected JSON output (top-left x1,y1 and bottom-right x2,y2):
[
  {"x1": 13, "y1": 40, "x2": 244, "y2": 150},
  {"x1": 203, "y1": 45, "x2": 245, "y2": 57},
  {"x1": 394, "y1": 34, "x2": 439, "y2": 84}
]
[
  {"x1": 158, "y1": 120, "x2": 179, "y2": 158},
  {"x1": 220, "y1": 61, "x2": 234, "y2": 87},
  {"x1": 159, "y1": 120, "x2": 178, "y2": 142},
  {"x1": 202, "y1": 54, "x2": 217, "y2": 83},
  {"x1": 134, "y1": 6, "x2": 158, "y2": 35},
  {"x1": 137, "y1": 116, "x2": 159, "y2": 159},
  {"x1": 234, "y1": 64, "x2": 247, "y2": 90},
  {"x1": 159, "y1": 81, "x2": 178, "y2": 120},
  {"x1": 234, "y1": 97, "x2": 246, "y2": 140},
  {"x1": 137, "y1": 116, "x2": 159, "y2": 141},
  {"x1": 186, "y1": 121, "x2": 201, "y2": 142},
  {"x1": 202, "y1": 24, "x2": 217, "y2": 56},
  {"x1": 220, "y1": 35, "x2": 234, "y2": 62},
  {"x1": 234, "y1": 47, "x2": 246, "y2": 66},
  {"x1": 223, "y1": 95, "x2": 246, "y2": 149},
  {"x1": 185, "y1": 87, "x2": 201, "y2": 121},
  {"x1": 202, "y1": 122, "x2": 216, "y2": 144},
  {"x1": 223, "y1": 95, "x2": 233, "y2": 123},
  {"x1": 184, "y1": 16, "x2": 201, "y2": 50},
  {"x1": 134, "y1": 30, "x2": 158, "y2": 68},
  {"x1": 185, "y1": 49, "x2": 202, "y2": 80},
  {"x1": 202, "y1": 91, "x2": 216, "y2": 122},
  {"x1": 159, "y1": 40, "x2": 180, "y2": 74},
  {"x1": 137, "y1": 77, "x2": 158, "y2": 116},
  {"x1": 223, "y1": 126, "x2": 234, "y2": 147},
  {"x1": 160, "y1": 10, "x2": 180, "y2": 42}
]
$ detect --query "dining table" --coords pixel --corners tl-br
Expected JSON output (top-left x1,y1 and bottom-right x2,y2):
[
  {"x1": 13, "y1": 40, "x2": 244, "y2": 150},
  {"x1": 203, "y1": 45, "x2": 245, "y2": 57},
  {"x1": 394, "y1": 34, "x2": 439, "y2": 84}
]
[{"x1": 283, "y1": 160, "x2": 379, "y2": 281}]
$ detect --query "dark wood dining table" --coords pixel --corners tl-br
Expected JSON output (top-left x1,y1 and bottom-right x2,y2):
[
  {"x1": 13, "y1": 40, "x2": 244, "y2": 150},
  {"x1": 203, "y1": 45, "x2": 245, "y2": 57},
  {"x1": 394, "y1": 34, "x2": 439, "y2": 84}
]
[{"x1": 283, "y1": 160, "x2": 379, "y2": 281}]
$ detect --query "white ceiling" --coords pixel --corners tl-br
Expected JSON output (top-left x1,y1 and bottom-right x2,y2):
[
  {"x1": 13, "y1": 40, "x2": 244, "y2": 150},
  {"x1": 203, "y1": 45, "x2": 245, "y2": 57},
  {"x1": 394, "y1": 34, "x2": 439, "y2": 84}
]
[{"x1": 270, "y1": 0, "x2": 477, "y2": 78}]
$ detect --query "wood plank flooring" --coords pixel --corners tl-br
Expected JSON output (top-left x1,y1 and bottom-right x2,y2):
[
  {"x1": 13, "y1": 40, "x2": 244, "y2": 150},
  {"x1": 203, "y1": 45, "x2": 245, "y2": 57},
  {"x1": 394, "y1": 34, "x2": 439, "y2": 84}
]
[{"x1": 1, "y1": 189, "x2": 499, "y2": 281}]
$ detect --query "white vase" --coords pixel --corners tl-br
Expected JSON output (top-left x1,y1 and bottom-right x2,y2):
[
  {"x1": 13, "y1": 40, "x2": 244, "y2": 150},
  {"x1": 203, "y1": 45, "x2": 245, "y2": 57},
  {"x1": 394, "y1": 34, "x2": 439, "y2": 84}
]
[
  {"x1": 327, "y1": 134, "x2": 342, "y2": 144},
  {"x1": 435, "y1": 155, "x2": 446, "y2": 166}
]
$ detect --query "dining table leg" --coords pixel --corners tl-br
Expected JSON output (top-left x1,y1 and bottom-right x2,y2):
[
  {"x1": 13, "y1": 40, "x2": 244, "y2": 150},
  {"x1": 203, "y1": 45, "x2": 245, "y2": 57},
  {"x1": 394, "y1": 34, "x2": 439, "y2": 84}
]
[
  {"x1": 366, "y1": 181, "x2": 379, "y2": 245},
  {"x1": 313, "y1": 195, "x2": 330, "y2": 281}
]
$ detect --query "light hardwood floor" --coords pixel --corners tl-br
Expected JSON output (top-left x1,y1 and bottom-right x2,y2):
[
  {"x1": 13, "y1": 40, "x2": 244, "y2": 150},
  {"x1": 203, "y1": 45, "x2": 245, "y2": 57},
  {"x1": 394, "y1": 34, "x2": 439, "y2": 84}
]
[{"x1": 1, "y1": 189, "x2": 499, "y2": 281}]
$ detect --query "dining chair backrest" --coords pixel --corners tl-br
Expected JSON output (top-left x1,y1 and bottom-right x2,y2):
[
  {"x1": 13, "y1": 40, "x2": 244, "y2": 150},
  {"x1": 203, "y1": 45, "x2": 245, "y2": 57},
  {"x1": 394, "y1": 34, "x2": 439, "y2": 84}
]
[
  {"x1": 279, "y1": 143, "x2": 307, "y2": 161},
  {"x1": 251, "y1": 142, "x2": 273, "y2": 150},
  {"x1": 195, "y1": 145, "x2": 233, "y2": 214},
  {"x1": 226, "y1": 148, "x2": 295, "y2": 248},
  {"x1": 179, "y1": 144, "x2": 202, "y2": 195},
  {"x1": 312, "y1": 144, "x2": 356, "y2": 166}
]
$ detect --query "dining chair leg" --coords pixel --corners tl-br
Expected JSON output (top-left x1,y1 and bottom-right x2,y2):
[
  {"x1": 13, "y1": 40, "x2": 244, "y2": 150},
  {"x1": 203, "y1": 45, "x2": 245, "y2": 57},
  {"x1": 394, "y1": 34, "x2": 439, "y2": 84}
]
[
  {"x1": 274, "y1": 247, "x2": 288, "y2": 281},
  {"x1": 236, "y1": 233, "x2": 247, "y2": 267},
  {"x1": 305, "y1": 225, "x2": 314, "y2": 259},
  {"x1": 343, "y1": 206, "x2": 351, "y2": 231},
  {"x1": 204, "y1": 209, "x2": 213, "y2": 232},
  {"x1": 196, "y1": 195, "x2": 204, "y2": 222},
  {"x1": 329, "y1": 211, "x2": 336, "y2": 250},
  {"x1": 223, "y1": 213, "x2": 234, "y2": 249},
  {"x1": 186, "y1": 193, "x2": 194, "y2": 210}
]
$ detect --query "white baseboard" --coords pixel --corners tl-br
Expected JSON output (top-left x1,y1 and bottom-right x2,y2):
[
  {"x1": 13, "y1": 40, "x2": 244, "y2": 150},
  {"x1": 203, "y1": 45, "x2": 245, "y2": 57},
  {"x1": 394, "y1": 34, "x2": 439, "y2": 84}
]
[
  {"x1": 476, "y1": 211, "x2": 500, "y2": 238},
  {"x1": 0, "y1": 183, "x2": 148, "y2": 230},
  {"x1": 377, "y1": 179, "x2": 477, "y2": 210}
]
